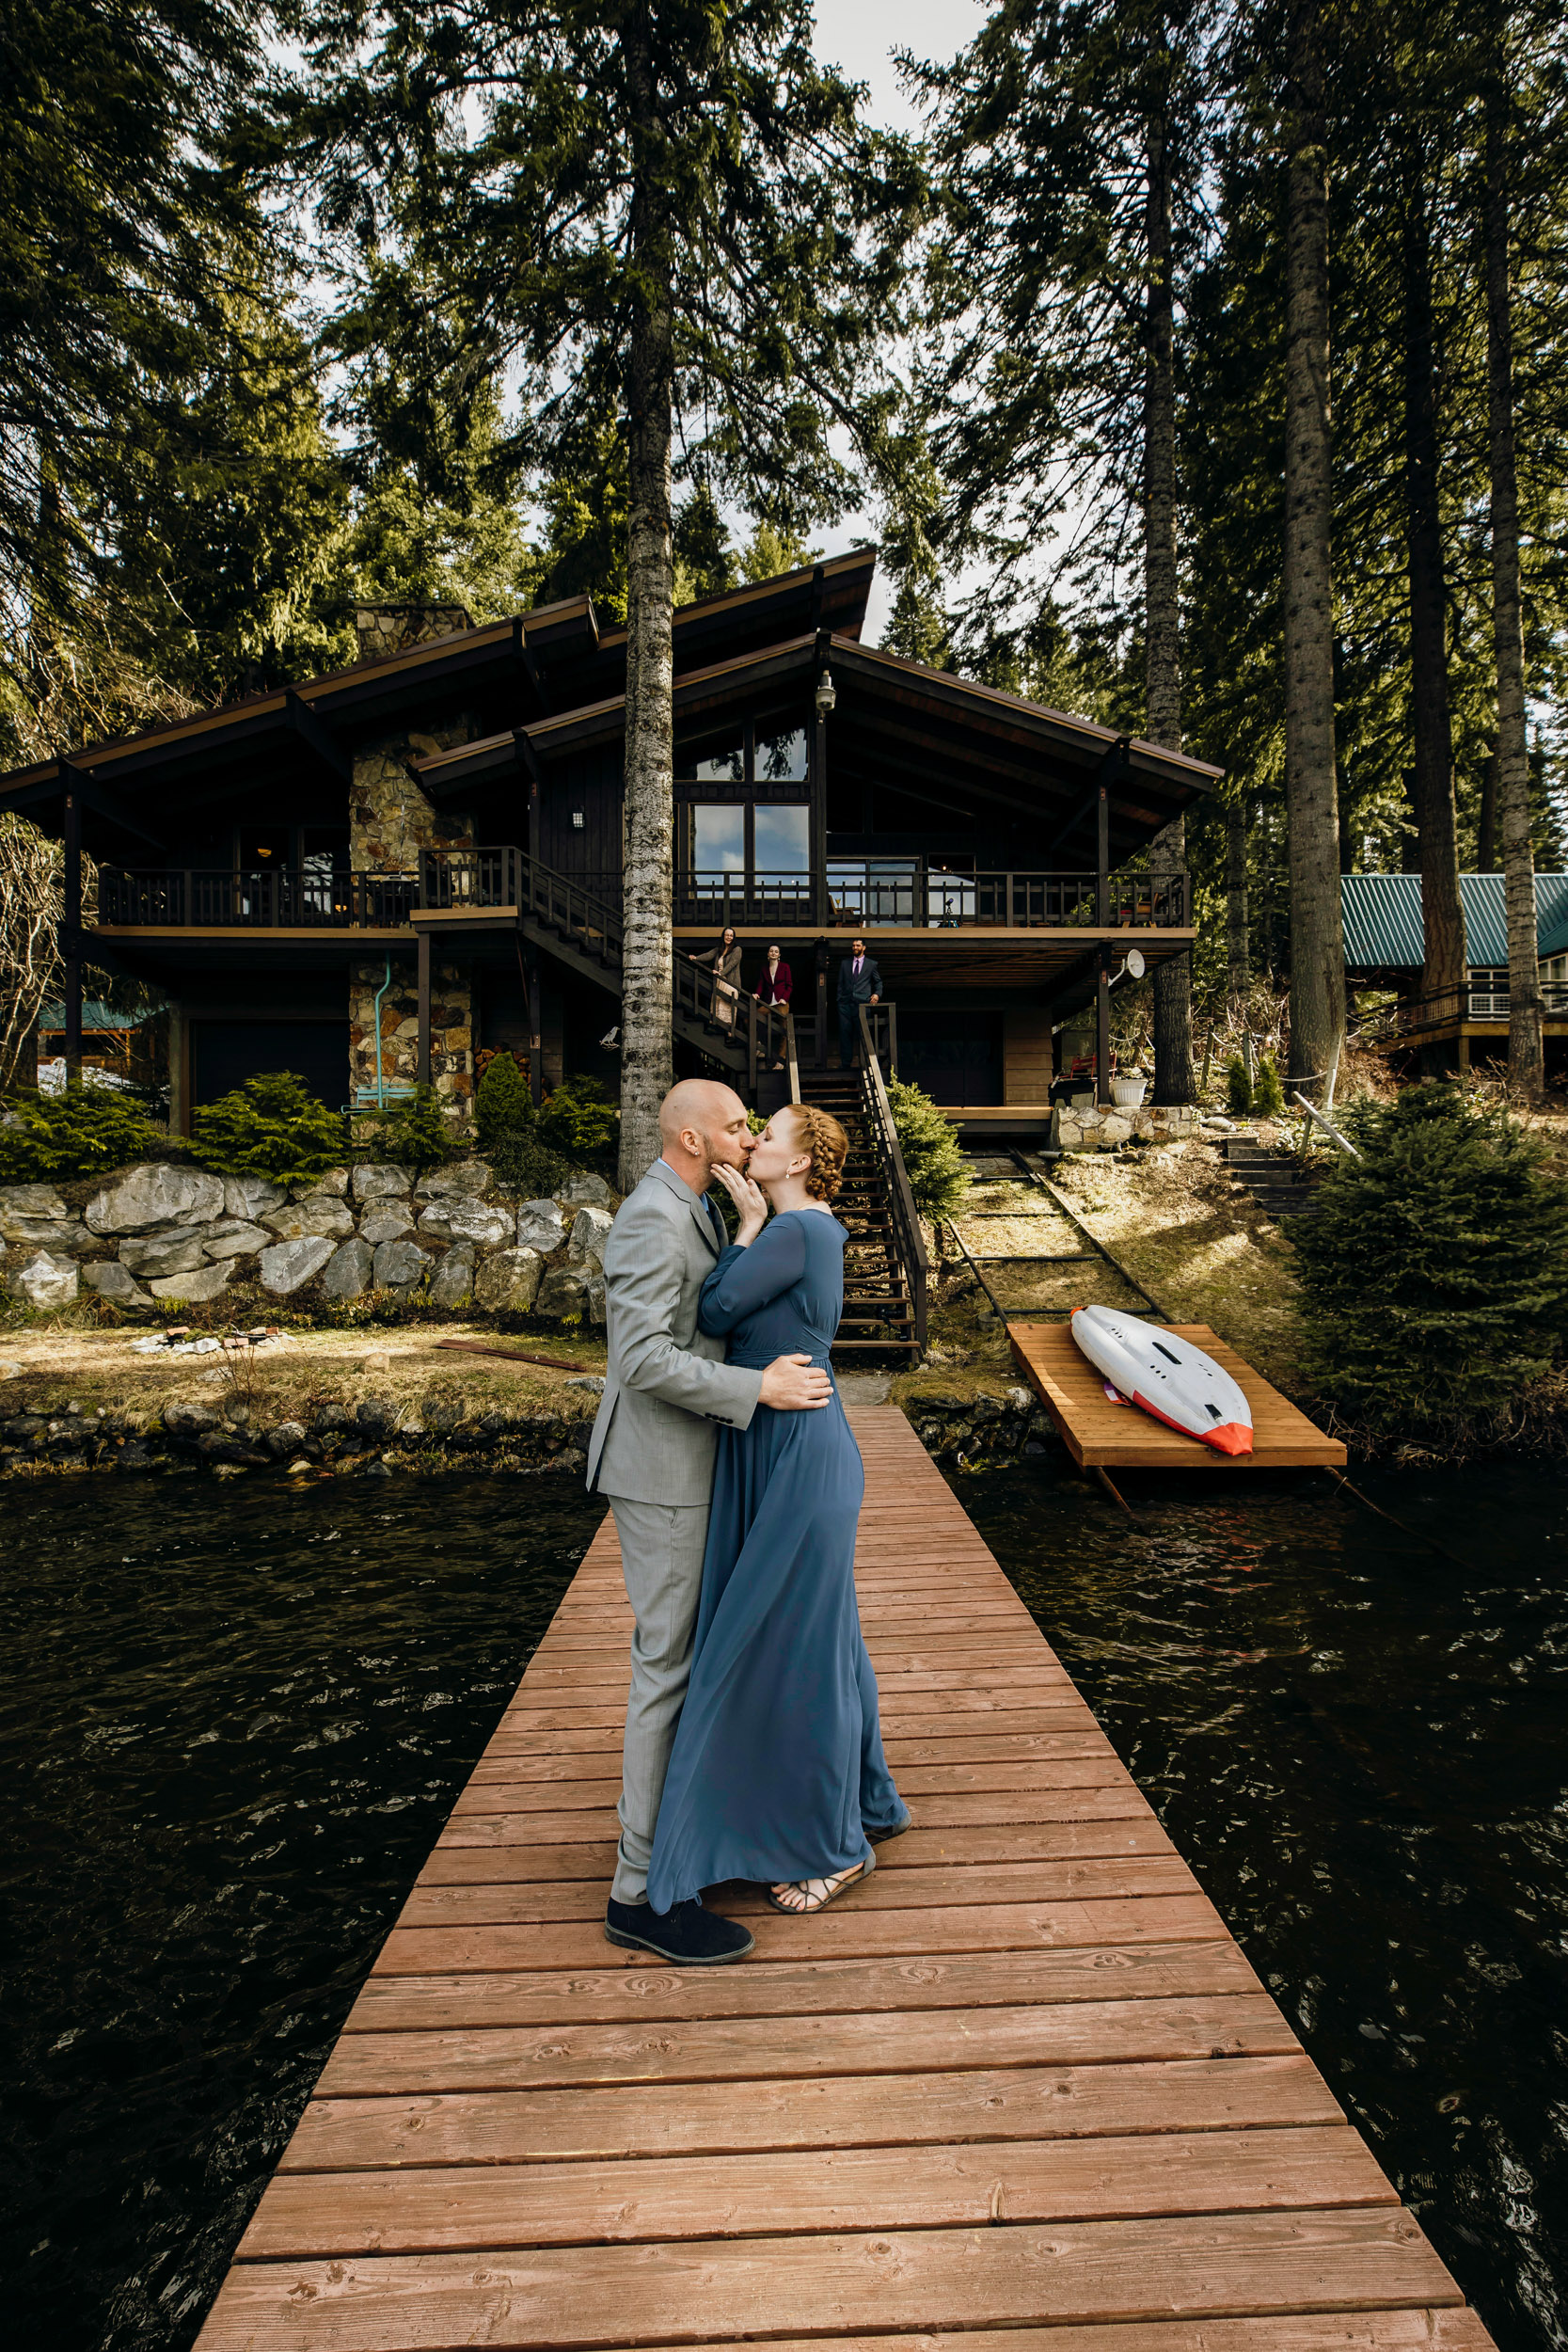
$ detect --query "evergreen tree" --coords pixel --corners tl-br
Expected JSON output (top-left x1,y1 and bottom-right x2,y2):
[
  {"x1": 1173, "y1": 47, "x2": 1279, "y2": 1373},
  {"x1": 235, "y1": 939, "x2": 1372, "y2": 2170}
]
[{"x1": 289, "y1": 2, "x2": 915, "y2": 1185}]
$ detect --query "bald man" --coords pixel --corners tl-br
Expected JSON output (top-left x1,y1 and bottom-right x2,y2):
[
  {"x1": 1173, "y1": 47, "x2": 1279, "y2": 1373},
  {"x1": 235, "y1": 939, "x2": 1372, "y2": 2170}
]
[{"x1": 586, "y1": 1079, "x2": 832, "y2": 1965}]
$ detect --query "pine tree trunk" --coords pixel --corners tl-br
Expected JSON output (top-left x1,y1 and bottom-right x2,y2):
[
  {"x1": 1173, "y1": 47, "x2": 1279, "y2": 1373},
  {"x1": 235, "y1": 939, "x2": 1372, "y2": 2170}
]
[
  {"x1": 1144, "y1": 99, "x2": 1193, "y2": 1103},
  {"x1": 1485, "y1": 12, "x2": 1543, "y2": 1095},
  {"x1": 1282, "y1": 0, "x2": 1346, "y2": 1100},
  {"x1": 1227, "y1": 798, "x2": 1250, "y2": 1007},
  {"x1": 618, "y1": 14, "x2": 676, "y2": 1189},
  {"x1": 1400, "y1": 142, "x2": 1466, "y2": 1039}
]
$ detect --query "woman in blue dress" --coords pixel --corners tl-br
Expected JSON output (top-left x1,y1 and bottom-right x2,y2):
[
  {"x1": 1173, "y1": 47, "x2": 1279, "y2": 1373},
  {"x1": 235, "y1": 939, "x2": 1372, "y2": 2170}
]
[{"x1": 645, "y1": 1102, "x2": 910, "y2": 1917}]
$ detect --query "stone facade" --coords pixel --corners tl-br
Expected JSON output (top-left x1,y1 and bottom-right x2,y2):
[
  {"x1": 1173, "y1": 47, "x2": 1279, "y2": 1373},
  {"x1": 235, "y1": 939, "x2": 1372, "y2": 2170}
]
[
  {"x1": 1054, "y1": 1101, "x2": 1202, "y2": 1152},
  {"x1": 2, "y1": 1161, "x2": 614, "y2": 1322},
  {"x1": 348, "y1": 958, "x2": 475, "y2": 1117},
  {"x1": 355, "y1": 604, "x2": 471, "y2": 662}
]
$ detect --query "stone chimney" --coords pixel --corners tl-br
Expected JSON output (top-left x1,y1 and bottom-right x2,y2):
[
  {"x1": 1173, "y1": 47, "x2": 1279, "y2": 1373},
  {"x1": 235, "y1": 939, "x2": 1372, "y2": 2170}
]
[{"x1": 355, "y1": 602, "x2": 471, "y2": 663}]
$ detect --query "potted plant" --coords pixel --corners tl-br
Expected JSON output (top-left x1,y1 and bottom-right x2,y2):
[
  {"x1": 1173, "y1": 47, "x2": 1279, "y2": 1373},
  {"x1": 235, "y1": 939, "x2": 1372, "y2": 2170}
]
[{"x1": 1111, "y1": 1072, "x2": 1148, "y2": 1108}]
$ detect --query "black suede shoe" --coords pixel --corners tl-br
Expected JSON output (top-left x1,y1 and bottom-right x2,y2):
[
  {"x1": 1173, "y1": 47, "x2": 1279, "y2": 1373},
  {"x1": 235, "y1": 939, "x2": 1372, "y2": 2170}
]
[{"x1": 604, "y1": 1896, "x2": 755, "y2": 1965}]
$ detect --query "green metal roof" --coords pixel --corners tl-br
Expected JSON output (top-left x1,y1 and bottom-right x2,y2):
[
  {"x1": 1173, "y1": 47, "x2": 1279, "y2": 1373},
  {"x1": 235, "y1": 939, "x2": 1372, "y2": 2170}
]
[{"x1": 1341, "y1": 873, "x2": 1568, "y2": 970}]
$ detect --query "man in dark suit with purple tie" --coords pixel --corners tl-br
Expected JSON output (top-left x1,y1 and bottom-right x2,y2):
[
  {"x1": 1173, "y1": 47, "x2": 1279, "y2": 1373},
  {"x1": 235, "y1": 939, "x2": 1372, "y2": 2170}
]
[{"x1": 836, "y1": 936, "x2": 881, "y2": 1068}]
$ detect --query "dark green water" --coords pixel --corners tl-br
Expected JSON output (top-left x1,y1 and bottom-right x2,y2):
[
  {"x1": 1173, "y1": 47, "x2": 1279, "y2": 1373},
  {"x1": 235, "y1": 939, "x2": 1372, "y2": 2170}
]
[
  {"x1": 958, "y1": 1456, "x2": 1568, "y2": 2352},
  {"x1": 2, "y1": 1464, "x2": 1565, "y2": 2352},
  {"x1": 0, "y1": 1475, "x2": 604, "y2": 2351}
]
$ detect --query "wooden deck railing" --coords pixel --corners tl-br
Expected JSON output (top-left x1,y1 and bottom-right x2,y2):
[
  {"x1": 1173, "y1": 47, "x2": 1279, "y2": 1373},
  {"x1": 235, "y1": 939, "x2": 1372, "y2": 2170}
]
[{"x1": 858, "y1": 1003, "x2": 928, "y2": 1353}]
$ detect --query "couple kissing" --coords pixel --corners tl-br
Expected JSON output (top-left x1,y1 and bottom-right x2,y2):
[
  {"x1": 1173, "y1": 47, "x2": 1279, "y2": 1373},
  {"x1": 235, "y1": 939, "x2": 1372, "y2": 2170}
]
[{"x1": 584, "y1": 1079, "x2": 910, "y2": 1965}]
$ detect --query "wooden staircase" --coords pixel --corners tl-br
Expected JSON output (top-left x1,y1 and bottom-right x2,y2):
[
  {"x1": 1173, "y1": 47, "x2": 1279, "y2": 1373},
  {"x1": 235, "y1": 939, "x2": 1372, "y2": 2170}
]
[
  {"x1": 1224, "y1": 1136, "x2": 1325, "y2": 1224},
  {"x1": 799, "y1": 1057, "x2": 926, "y2": 1360}
]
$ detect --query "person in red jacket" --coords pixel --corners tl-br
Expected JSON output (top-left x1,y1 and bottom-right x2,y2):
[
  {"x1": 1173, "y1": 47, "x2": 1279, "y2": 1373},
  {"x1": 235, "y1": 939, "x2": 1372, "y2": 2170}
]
[{"x1": 755, "y1": 945, "x2": 792, "y2": 1067}]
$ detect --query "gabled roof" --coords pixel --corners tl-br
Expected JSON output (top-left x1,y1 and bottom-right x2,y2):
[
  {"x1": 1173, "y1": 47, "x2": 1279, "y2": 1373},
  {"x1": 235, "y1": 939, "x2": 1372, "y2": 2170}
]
[{"x1": 1341, "y1": 872, "x2": 1568, "y2": 969}]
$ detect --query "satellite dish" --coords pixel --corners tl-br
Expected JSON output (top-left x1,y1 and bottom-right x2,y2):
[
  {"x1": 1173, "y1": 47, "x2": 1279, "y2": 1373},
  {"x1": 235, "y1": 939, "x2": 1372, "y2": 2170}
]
[{"x1": 1125, "y1": 948, "x2": 1146, "y2": 980}]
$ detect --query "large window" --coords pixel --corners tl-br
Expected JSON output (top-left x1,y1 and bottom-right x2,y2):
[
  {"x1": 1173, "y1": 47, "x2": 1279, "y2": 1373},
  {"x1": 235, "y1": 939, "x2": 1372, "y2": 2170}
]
[
  {"x1": 691, "y1": 803, "x2": 746, "y2": 873},
  {"x1": 753, "y1": 805, "x2": 810, "y2": 873}
]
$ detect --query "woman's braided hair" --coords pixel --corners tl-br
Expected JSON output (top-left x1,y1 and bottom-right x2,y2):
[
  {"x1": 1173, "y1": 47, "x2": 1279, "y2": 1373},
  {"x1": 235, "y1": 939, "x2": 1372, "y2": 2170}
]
[{"x1": 787, "y1": 1102, "x2": 849, "y2": 1204}]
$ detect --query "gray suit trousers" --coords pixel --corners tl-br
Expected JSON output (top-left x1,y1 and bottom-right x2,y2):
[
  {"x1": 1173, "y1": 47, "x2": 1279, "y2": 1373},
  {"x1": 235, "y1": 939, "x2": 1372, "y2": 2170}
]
[{"x1": 607, "y1": 1493, "x2": 710, "y2": 1906}]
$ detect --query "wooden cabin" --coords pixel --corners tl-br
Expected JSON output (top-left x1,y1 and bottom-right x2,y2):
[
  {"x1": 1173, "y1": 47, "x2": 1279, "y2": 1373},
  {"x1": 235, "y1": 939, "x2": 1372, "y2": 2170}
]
[
  {"x1": 0, "y1": 554, "x2": 1218, "y2": 1133},
  {"x1": 1342, "y1": 871, "x2": 1568, "y2": 1070}
]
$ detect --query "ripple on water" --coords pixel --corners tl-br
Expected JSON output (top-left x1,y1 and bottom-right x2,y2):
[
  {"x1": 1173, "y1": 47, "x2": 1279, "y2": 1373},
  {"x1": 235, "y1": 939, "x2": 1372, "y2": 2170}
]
[
  {"x1": 0, "y1": 1473, "x2": 604, "y2": 2352},
  {"x1": 956, "y1": 1454, "x2": 1568, "y2": 2352}
]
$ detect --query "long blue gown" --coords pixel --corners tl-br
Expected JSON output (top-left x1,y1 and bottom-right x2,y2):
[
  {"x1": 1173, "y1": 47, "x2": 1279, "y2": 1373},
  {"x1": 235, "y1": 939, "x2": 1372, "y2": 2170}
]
[{"x1": 645, "y1": 1209, "x2": 908, "y2": 1910}]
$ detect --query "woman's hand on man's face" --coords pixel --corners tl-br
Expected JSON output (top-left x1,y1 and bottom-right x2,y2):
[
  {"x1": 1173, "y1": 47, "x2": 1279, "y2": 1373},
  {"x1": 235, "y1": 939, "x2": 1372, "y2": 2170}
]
[{"x1": 711, "y1": 1158, "x2": 768, "y2": 1242}]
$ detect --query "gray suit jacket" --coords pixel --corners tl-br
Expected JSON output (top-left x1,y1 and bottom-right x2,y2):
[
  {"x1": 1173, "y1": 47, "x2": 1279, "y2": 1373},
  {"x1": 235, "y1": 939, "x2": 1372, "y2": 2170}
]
[{"x1": 586, "y1": 1159, "x2": 764, "y2": 1505}]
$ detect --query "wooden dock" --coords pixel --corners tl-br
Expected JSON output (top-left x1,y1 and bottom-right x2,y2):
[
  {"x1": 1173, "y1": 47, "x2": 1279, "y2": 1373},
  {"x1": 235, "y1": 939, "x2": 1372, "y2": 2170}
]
[
  {"x1": 1011, "y1": 1322, "x2": 1348, "y2": 1470},
  {"x1": 198, "y1": 1406, "x2": 1476, "y2": 2352}
]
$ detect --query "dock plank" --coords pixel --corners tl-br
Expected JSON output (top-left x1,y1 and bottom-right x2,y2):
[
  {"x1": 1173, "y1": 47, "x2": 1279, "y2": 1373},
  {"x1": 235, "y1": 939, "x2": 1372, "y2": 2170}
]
[
  {"x1": 194, "y1": 1407, "x2": 1485, "y2": 2352},
  {"x1": 1010, "y1": 1321, "x2": 1348, "y2": 1469}
]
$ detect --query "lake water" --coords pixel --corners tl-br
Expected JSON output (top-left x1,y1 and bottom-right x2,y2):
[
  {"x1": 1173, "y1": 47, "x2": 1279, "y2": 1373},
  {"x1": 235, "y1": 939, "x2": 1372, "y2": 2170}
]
[
  {"x1": 2, "y1": 1459, "x2": 1564, "y2": 2352},
  {"x1": 0, "y1": 1474, "x2": 604, "y2": 2351},
  {"x1": 959, "y1": 1456, "x2": 1568, "y2": 2352}
]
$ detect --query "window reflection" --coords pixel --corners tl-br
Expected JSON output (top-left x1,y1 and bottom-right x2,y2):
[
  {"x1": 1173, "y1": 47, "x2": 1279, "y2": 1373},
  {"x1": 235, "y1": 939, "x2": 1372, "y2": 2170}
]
[
  {"x1": 756, "y1": 725, "x2": 808, "y2": 783},
  {"x1": 691, "y1": 804, "x2": 746, "y2": 871},
  {"x1": 678, "y1": 736, "x2": 744, "y2": 783},
  {"x1": 753, "y1": 805, "x2": 810, "y2": 873}
]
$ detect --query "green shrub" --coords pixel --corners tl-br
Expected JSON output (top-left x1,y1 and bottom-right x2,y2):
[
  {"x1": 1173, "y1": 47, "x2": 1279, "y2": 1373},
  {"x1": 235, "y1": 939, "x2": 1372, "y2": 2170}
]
[
  {"x1": 0, "y1": 1084, "x2": 176, "y2": 1180},
  {"x1": 1226, "y1": 1054, "x2": 1253, "y2": 1115},
  {"x1": 537, "y1": 1074, "x2": 619, "y2": 1163},
  {"x1": 885, "y1": 1074, "x2": 971, "y2": 1224},
  {"x1": 1291, "y1": 1080, "x2": 1568, "y2": 1442},
  {"x1": 191, "y1": 1072, "x2": 347, "y2": 1184},
  {"x1": 356, "y1": 1083, "x2": 451, "y2": 1176},
  {"x1": 475, "y1": 1050, "x2": 533, "y2": 1153},
  {"x1": 1253, "y1": 1054, "x2": 1286, "y2": 1117}
]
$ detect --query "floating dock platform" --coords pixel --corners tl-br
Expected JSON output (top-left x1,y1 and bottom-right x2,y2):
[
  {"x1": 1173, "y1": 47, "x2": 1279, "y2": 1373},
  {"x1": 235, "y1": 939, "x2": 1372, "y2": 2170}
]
[
  {"x1": 198, "y1": 1407, "x2": 1470, "y2": 2352},
  {"x1": 1011, "y1": 1321, "x2": 1348, "y2": 1470}
]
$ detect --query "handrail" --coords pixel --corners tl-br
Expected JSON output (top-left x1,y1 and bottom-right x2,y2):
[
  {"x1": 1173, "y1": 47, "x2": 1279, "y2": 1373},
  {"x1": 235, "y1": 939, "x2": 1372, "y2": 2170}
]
[
  {"x1": 858, "y1": 1003, "x2": 928, "y2": 1353},
  {"x1": 785, "y1": 1010, "x2": 801, "y2": 1106}
]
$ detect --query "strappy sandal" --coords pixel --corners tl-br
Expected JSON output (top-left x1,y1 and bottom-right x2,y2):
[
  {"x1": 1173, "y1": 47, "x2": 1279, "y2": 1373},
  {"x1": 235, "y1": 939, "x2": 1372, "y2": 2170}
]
[{"x1": 766, "y1": 1851, "x2": 877, "y2": 1915}]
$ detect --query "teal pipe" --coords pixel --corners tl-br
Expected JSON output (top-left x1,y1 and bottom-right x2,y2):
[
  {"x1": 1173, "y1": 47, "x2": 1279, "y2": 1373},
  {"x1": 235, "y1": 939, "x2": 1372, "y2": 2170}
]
[{"x1": 372, "y1": 953, "x2": 394, "y2": 1104}]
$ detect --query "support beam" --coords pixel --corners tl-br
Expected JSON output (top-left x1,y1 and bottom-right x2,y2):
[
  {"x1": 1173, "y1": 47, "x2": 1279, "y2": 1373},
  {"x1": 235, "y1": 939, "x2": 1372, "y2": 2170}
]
[
  {"x1": 286, "y1": 690, "x2": 350, "y2": 783},
  {"x1": 527, "y1": 948, "x2": 543, "y2": 1106},
  {"x1": 417, "y1": 931, "x2": 432, "y2": 1087},
  {"x1": 812, "y1": 630, "x2": 830, "y2": 925},
  {"x1": 4, "y1": 760, "x2": 170, "y2": 850},
  {"x1": 815, "y1": 939, "x2": 829, "y2": 1068},
  {"x1": 61, "y1": 778, "x2": 83, "y2": 1083},
  {"x1": 1096, "y1": 779, "x2": 1111, "y2": 926},
  {"x1": 1097, "y1": 943, "x2": 1114, "y2": 1108}
]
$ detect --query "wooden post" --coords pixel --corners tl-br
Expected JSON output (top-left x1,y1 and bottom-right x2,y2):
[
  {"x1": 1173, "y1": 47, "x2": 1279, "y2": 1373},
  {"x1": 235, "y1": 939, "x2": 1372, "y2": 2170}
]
[
  {"x1": 747, "y1": 993, "x2": 757, "y2": 1100},
  {"x1": 62, "y1": 779, "x2": 83, "y2": 1084},
  {"x1": 815, "y1": 939, "x2": 829, "y2": 1068},
  {"x1": 417, "y1": 930, "x2": 432, "y2": 1087},
  {"x1": 528, "y1": 948, "x2": 543, "y2": 1105},
  {"x1": 1097, "y1": 944, "x2": 1113, "y2": 1108},
  {"x1": 1096, "y1": 782, "x2": 1110, "y2": 926},
  {"x1": 887, "y1": 1000, "x2": 898, "y2": 1081},
  {"x1": 812, "y1": 702, "x2": 829, "y2": 925}
]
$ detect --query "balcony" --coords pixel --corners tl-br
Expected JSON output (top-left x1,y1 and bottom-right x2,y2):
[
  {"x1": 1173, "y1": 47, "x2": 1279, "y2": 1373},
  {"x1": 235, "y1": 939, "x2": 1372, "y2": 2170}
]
[{"x1": 95, "y1": 850, "x2": 1190, "y2": 934}]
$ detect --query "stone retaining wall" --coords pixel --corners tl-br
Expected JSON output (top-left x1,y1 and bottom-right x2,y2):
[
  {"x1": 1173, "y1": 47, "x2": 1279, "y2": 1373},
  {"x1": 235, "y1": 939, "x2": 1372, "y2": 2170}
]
[
  {"x1": 1054, "y1": 1102, "x2": 1202, "y2": 1151},
  {"x1": 1, "y1": 1160, "x2": 616, "y2": 1320}
]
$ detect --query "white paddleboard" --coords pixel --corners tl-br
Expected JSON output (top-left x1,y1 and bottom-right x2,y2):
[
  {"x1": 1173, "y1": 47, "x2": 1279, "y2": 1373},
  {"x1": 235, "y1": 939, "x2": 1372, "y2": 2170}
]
[{"x1": 1070, "y1": 1304, "x2": 1254, "y2": 1456}]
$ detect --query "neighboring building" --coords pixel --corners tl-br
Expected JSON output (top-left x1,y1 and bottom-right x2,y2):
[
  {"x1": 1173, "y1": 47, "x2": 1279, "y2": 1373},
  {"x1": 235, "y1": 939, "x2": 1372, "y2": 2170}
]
[
  {"x1": 1341, "y1": 871, "x2": 1568, "y2": 1066},
  {"x1": 0, "y1": 555, "x2": 1220, "y2": 1135}
]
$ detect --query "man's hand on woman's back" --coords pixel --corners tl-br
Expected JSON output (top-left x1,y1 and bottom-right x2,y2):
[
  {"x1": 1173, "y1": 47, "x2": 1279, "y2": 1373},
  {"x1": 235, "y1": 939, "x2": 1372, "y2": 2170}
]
[{"x1": 760, "y1": 1354, "x2": 832, "y2": 1410}]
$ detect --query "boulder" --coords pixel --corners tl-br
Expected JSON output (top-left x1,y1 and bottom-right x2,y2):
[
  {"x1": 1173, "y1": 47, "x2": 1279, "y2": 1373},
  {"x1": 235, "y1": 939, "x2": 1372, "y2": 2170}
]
[
  {"x1": 8, "y1": 1249, "x2": 79, "y2": 1309},
  {"x1": 290, "y1": 1166, "x2": 350, "y2": 1200},
  {"x1": 353, "y1": 1162, "x2": 412, "y2": 1200},
  {"x1": 516, "y1": 1198, "x2": 568, "y2": 1253},
  {"x1": 356, "y1": 1393, "x2": 398, "y2": 1436},
  {"x1": 163, "y1": 1402, "x2": 218, "y2": 1438},
  {"x1": 321, "y1": 1238, "x2": 373, "y2": 1301},
  {"x1": 264, "y1": 1422, "x2": 308, "y2": 1458},
  {"x1": 372, "y1": 1237, "x2": 431, "y2": 1291},
  {"x1": 262, "y1": 1197, "x2": 356, "y2": 1242},
  {"x1": 359, "y1": 1202, "x2": 416, "y2": 1246},
  {"x1": 536, "y1": 1264, "x2": 592, "y2": 1320},
  {"x1": 0, "y1": 1182, "x2": 68, "y2": 1222},
  {"x1": 150, "y1": 1261, "x2": 232, "y2": 1304},
  {"x1": 81, "y1": 1261, "x2": 153, "y2": 1307},
  {"x1": 473, "y1": 1245, "x2": 543, "y2": 1312},
  {"x1": 222, "y1": 1174, "x2": 289, "y2": 1222},
  {"x1": 119, "y1": 1229, "x2": 210, "y2": 1279},
  {"x1": 86, "y1": 1165, "x2": 225, "y2": 1234},
  {"x1": 587, "y1": 1273, "x2": 607, "y2": 1325},
  {"x1": 559, "y1": 1172, "x2": 612, "y2": 1205},
  {"x1": 568, "y1": 1204, "x2": 613, "y2": 1267},
  {"x1": 429, "y1": 1242, "x2": 476, "y2": 1308},
  {"x1": 419, "y1": 1195, "x2": 513, "y2": 1248},
  {"x1": 259, "y1": 1234, "x2": 336, "y2": 1295},
  {"x1": 198, "y1": 1220, "x2": 271, "y2": 1262},
  {"x1": 0, "y1": 1214, "x2": 85, "y2": 1251},
  {"x1": 416, "y1": 1158, "x2": 494, "y2": 1200}
]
